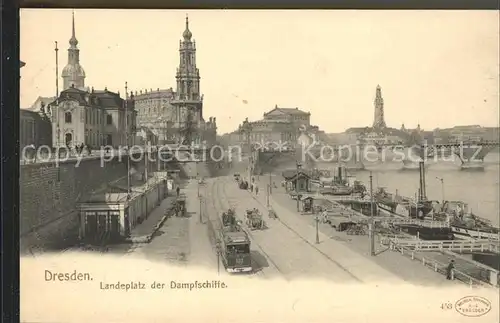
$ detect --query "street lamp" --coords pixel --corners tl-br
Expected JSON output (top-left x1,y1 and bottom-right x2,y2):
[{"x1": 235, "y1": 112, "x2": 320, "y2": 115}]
[
  {"x1": 314, "y1": 214, "x2": 320, "y2": 244},
  {"x1": 369, "y1": 171, "x2": 375, "y2": 256},
  {"x1": 296, "y1": 161, "x2": 302, "y2": 212}
]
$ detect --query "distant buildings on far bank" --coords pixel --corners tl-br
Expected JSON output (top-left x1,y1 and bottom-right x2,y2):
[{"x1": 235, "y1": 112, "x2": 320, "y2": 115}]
[
  {"x1": 219, "y1": 104, "x2": 327, "y2": 151},
  {"x1": 325, "y1": 85, "x2": 499, "y2": 146}
]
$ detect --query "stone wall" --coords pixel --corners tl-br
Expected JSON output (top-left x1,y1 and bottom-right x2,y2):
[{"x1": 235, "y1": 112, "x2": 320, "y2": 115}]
[
  {"x1": 20, "y1": 152, "x2": 220, "y2": 253},
  {"x1": 20, "y1": 156, "x2": 129, "y2": 252}
]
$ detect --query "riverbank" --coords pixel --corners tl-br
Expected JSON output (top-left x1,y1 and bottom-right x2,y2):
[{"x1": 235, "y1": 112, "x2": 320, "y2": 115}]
[{"x1": 250, "y1": 174, "x2": 457, "y2": 286}]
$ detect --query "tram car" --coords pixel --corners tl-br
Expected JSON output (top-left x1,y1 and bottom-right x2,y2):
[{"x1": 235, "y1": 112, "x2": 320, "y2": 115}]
[{"x1": 218, "y1": 228, "x2": 252, "y2": 273}]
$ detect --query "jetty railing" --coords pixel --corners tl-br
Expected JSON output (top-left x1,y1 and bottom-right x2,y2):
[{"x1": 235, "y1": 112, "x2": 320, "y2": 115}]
[
  {"x1": 380, "y1": 237, "x2": 499, "y2": 288},
  {"x1": 385, "y1": 238, "x2": 500, "y2": 254},
  {"x1": 382, "y1": 241, "x2": 490, "y2": 288}
]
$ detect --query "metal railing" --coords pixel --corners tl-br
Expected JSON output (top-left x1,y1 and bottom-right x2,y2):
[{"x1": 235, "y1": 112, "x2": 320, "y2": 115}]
[
  {"x1": 381, "y1": 240, "x2": 492, "y2": 288},
  {"x1": 383, "y1": 238, "x2": 500, "y2": 253}
]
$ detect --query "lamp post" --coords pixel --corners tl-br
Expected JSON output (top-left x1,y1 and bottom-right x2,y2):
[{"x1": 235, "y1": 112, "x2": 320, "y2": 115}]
[
  {"x1": 314, "y1": 214, "x2": 320, "y2": 244},
  {"x1": 296, "y1": 161, "x2": 302, "y2": 212},
  {"x1": 369, "y1": 171, "x2": 375, "y2": 256},
  {"x1": 266, "y1": 183, "x2": 270, "y2": 207},
  {"x1": 125, "y1": 82, "x2": 131, "y2": 200},
  {"x1": 269, "y1": 171, "x2": 272, "y2": 195}
]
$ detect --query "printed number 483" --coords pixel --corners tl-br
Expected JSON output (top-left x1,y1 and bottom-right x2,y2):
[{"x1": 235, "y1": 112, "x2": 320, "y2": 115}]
[{"x1": 441, "y1": 303, "x2": 453, "y2": 310}]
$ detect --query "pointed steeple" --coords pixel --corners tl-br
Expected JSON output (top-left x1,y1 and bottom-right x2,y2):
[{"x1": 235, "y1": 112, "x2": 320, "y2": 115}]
[
  {"x1": 69, "y1": 10, "x2": 78, "y2": 48},
  {"x1": 183, "y1": 14, "x2": 192, "y2": 41},
  {"x1": 61, "y1": 10, "x2": 85, "y2": 90}
]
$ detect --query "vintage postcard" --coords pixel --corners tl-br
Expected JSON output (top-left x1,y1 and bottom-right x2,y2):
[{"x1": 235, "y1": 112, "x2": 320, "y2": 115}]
[{"x1": 19, "y1": 9, "x2": 499, "y2": 322}]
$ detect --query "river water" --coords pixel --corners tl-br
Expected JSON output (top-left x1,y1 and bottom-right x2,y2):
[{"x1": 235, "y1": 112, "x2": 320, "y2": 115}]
[{"x1": 347, "y1": 152, "x2": 500, "y2": 226}]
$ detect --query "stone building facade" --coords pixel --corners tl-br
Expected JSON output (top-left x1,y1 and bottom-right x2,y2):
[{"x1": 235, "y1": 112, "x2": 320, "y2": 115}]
[
  {"x1": 132, "y1": 17, "x2": 217, "y2": 146},
  {"x1": 20, "y1": 109, "x2": 52, "y2": 149},
  {"x1": 235, "y1": 105, "x2": 322, "y2": 151},
  {"x1": 47, "y1": 13, "x2": 136, "y2": 148},
  {"x1": 49, "y1": 86, "x2": 136, "y2": 148}
]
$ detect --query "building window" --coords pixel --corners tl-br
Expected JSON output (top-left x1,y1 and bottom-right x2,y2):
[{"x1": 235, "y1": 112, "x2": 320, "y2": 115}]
[
  {"x1": 107, "y1": 115, "x2": 112, "y2": 125},
  {"x1": 65, "y1": 112, "x2": 72, "y2": 123},
  {"x1": 106, "y1": 134, "x2": 113, "y2": 146}
]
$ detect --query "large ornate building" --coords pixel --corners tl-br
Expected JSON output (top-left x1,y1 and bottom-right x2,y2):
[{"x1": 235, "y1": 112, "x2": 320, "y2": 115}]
[
  {"x1": 234, "y1": 105, "x2": 325, "y2": 151},
  {"x1": 47, "y1": 12, "x2": 136, "y2": 148},
  {"x1": 133, "y1": 16, "x2": 217, "y2": 146}
]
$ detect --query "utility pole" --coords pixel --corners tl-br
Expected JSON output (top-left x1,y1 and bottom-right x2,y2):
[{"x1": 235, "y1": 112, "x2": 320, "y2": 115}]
[
  {"x1": 269, "y1": 172, "x2": 272, "y2": 195},
  {"x1": 144, "y1": 142, "x2": 149, "y2": 187},
  {"x1": 315, "y1": 214, "x2": 320, "y2": 244},
  {"x1": 369, "y1": 171, "x2": 375, "y2": 256},
  {"x1": 55, "y1": 41, "x2": 60, "y2": 148},
  {"x1": 266, "y1": 183, "x2": 270, "y2": 207},
  {"x1": 125, "y1": 82, "x2": 131, "y2": 200},
  {"x1": 296, "y1": 161, "x2": 301, "y2": 212},
  {"x1": 199, "y1": 195, "x2": 203, "y2": 224},
  {"x1": 196, "y1": 160, "x2": 200, "y2": 197}
]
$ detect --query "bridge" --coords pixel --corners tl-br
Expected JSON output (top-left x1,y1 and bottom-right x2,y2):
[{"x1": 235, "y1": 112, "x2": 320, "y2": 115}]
[{"x1": 250, "y1": 141, "x2": 499, "y2": 173}]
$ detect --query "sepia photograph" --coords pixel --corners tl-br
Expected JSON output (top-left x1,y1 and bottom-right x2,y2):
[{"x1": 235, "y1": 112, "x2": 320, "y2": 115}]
[{"x1": 19, "y1": 9, "x2": 499, "y2": 322}]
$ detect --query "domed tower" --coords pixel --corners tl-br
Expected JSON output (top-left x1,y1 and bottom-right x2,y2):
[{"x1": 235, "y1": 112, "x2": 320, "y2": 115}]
[{"x1": 61, "y1": 11, "x2": 86, "y2": 90}]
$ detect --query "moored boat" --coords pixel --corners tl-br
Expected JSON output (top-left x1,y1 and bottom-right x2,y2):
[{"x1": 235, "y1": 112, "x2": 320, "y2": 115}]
[{"x1": 435, "y1": 201, "x2": 499, "y2": 240}]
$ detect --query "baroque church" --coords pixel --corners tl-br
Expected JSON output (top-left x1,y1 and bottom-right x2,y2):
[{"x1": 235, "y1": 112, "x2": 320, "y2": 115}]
[
  {"x1": 132, "y1": 16, "x2": 217, "y2": 146},
  {"x1": 30, "y1": 13, "x2": 215, "y2": 149},
  {"x1": 46, "y1": 12, "x2": 135, "y2": 149}
]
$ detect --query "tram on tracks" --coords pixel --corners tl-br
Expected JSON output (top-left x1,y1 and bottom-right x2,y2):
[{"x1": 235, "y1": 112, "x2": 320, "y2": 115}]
[
  {"x1": 217, "y1": 209, "x2": 253, "y2": 273},
  {"x1": 218, "y1": 226, "x2": 253, "y2": 273}
]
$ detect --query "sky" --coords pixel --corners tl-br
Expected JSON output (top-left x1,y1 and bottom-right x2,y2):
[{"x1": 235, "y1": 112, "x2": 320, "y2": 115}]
[{"x1": 20, "y1": 10, "x2": 499, "y2": 134}]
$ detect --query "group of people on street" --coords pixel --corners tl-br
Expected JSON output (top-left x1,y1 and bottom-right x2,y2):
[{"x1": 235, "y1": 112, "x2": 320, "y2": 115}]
[{"x1": 73, "y1": 143, "x2": 92, "y2": 155}]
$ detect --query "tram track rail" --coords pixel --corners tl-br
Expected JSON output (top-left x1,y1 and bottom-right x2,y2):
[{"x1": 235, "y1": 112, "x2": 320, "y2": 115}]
[
  {"x1": 206, "y1": 178, "x2": 286, "y2": 280},
  {"x1": 220, "y1": 177, "x2": 364, "y2": 283}
]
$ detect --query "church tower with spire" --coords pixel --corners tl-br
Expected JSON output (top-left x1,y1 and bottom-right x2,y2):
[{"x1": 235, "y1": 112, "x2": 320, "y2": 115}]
[
  {"x1": 61, "y1": 11, "x2": 86, "y2": 90},
  {"x1": 171, "y1": 15, "x2": 204, "y2": 145},
  {"x1": 372, "y1": 84, "x2": 386, "y2": 129}
]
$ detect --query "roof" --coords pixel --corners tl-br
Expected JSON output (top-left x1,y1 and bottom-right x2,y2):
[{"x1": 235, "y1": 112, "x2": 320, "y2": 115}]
[
  {"x1": 53, "y1": 86, "x2": 131, "y2": 110},
  {"x1": 264, "y1": 105, "x2": 310, "y2": 117},
  {"x1": 27, "y1": 96, "x2": 56, "y2": 112},
  {"x1": 282, "y1": 169, "x2": 310, "y2": 180},
  {"x1": 20, "y1": 109, "x2": 42, "y2": 119},
  {"x1": 224, "y1": 231, "x2": 249, "y2": 244}
]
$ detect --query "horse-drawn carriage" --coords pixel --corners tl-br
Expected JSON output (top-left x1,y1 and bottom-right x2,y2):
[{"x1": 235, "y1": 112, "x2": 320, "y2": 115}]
[
  {"x1": 245, "y1": 209, "x2": 264, "y2": 230},
  {"x1": 239, "y1": 180, "x2": 249, "y2": 190},
  {"x1": 175, "y1": 197, "x2": 187, "y2": 217},
  {"x1": 267, "y1": 207, "x2": 277, "y2": 219},
  {"x1": 345, "y1": 223, "x2": 368, "y2": 235}
]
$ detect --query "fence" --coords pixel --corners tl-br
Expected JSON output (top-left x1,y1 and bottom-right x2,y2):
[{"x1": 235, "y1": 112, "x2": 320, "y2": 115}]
[{"x1": 380, "y1": 237, "x2": 498, "y2": 288}]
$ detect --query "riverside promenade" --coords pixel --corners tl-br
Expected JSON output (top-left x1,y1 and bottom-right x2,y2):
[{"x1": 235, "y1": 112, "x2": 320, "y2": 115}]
[{"x1": 250, "y1": 174, "x2": 457, "y2": 286}]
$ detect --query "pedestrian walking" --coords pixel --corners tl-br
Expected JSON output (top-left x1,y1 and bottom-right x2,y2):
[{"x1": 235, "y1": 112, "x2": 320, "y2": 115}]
[
  {"x1": 446, "y1": 260, "x2": 455, "y2": 280},
  {"x1": 176, "y1": 186, "x2": 180, "y2": 197},
  {"x1": 255, "y1": 186, "x2": 259, "y2": 195}
]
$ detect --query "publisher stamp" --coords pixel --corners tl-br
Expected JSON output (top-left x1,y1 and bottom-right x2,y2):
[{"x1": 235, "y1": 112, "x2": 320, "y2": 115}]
[{"x1": 455, "y1": 296, "x2": 492, "y2": 317}]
